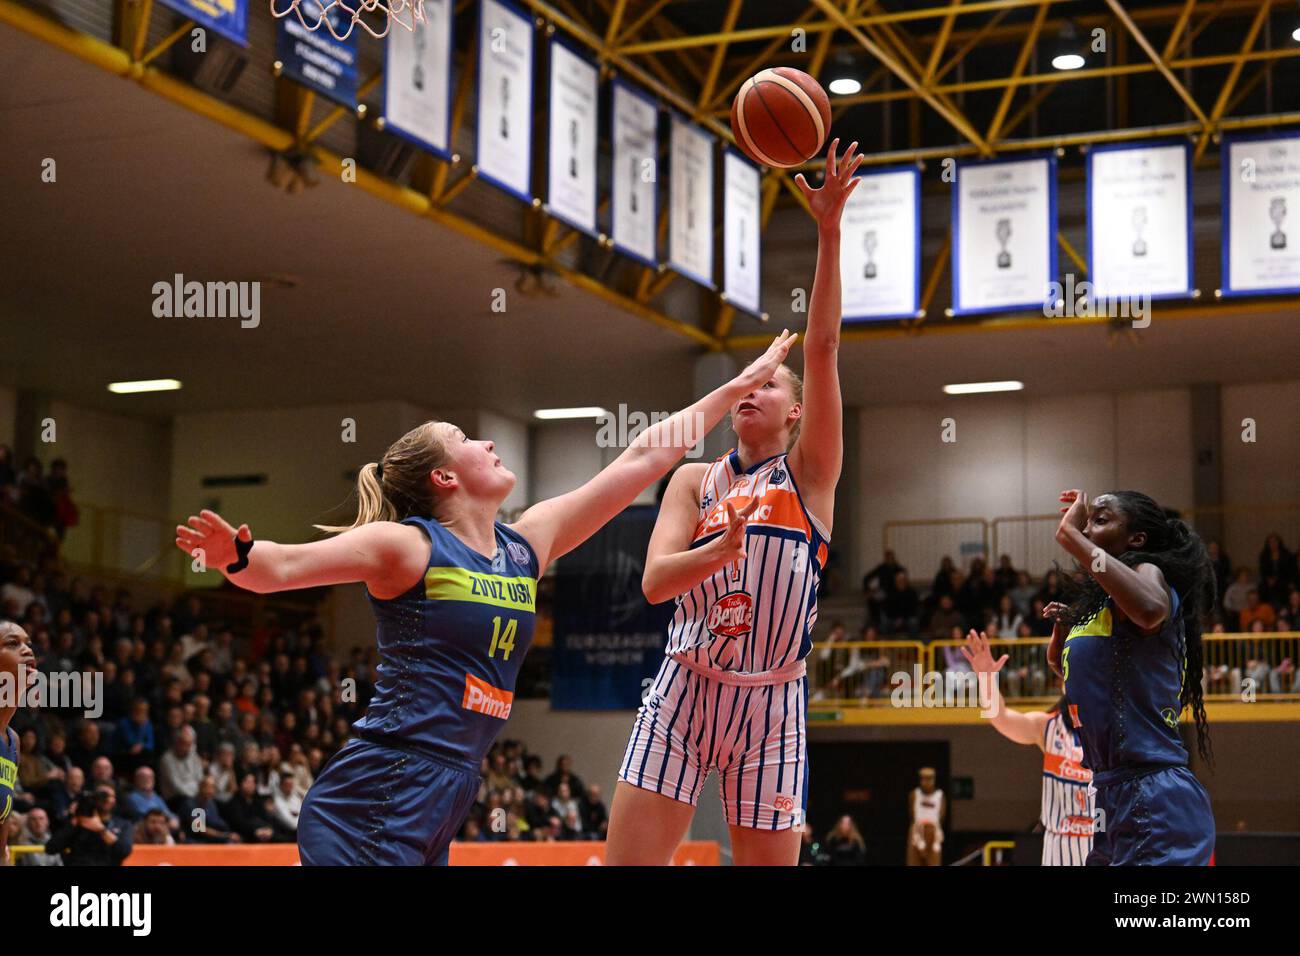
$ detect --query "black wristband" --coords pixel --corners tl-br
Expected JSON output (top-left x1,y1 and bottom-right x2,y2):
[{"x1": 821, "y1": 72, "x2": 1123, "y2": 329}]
[{"x1": 226, "y1": 535, "x2": 254, "y2": 575}]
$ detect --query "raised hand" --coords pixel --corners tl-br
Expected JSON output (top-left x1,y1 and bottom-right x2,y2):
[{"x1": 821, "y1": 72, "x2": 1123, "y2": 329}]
[
  {"x1": 1057, "y1": 489, "x2": 1090, "y2": 536},
  {"x1": 960, "y1": 629, "x2": 1008, "y2": 675},
  {"x1": 713, "y1": 497, "x2": 761, "y2": 576},
  {"x1": 794, "y1": 138, "x2": 864, "y2": 228},
  {"x1": 175, "y1": 509, "x2": 250, "y2": 573},
  {"x1": 733, "y1": 329, "x2": 799, "y2": 394}
]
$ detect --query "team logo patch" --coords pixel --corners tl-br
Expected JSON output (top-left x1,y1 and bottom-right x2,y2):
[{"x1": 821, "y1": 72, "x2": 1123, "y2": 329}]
[
  {"x1": 1160, "y1": 706, "x2": 1179, "y2": 729},
  {"x1": 771, "y1": 467, "x2": 786, "y2": 485},
  {"x1": 773, "y1": 794, "x2": 796, "y2": 813},
  {"x1": 462, "y1": 673, "x2": 513, "y2": 719},
  {"x1": 506, "y1": 542, "x2": 530, "y2": 566},
  {"x1": 706, "y1": 591, "x2": 753, "y2": 639}
]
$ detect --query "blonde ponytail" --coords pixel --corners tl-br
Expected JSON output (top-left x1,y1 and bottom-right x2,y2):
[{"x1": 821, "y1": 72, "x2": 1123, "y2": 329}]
[{"x1": 315, "y1": 421, "x2": 449, "y2": 534}]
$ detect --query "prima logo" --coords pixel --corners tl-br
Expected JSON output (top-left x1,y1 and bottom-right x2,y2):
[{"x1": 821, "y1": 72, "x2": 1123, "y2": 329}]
[
  {"x1": 0, "y1": 666, "x2": 103, "y2": 718},
  {"x1": 152, "y1": 274, "x2": 261, "y2": 328},
  {"x1": 49, "y1": 887, "x2": 151, "y2": 936}
]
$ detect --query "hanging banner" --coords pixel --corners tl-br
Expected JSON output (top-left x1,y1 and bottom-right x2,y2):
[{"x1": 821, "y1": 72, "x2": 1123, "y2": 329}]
[
  {"x1": 545, "y1": 39, "x2": 599, "y2": 235},
  {"x1": 551, "y1": 506, "x2": 675, "y2": 710},
  {"x1": 158, "y1": 0, "x2": 248, "y2": 47},
  {"x1": 668, "y1": 115, "x2": 715, "y2": 288},
  {"x1": 1087, "y1": 140, "x2": 1193, "y2": 300},
  {"x1": 275, "y1": 0, "x2": 359, "y2": 108},
  {"x1": 611, "y1": 81, "x2": 659, "y2": 267},
  {"x1": 1222, "y1": 131, "x2": 1300, "y2": 297},
  {"x1": 382, "y1": 0, "x2": 454, "y2": 158},
  {"x1": 723, "y1": 150, "x2": 762, "y2": 318},
  {"x1": 841, "y1": 165, "x2": 922, "y2": 321},
  {"x1": 952, "y1": 155, "x2": 1057, "y2": 315},
  {"x1": 476, "y1": 0, "x2": 534, "y2": 201}
]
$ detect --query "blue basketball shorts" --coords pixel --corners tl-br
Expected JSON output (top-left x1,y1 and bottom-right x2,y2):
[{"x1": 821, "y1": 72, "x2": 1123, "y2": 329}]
[
  {"x1": 298, "y1": 735, "x2": 482, "y2": 866},
  {"x1": 1086, "y1": 764, "x2": 1215, "y2": 866}
]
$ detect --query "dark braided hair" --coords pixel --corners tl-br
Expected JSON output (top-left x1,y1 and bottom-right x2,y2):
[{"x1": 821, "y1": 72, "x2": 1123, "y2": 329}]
[{"x1": 1056, "y1": 491, "x2": 1215, "y2": 764}]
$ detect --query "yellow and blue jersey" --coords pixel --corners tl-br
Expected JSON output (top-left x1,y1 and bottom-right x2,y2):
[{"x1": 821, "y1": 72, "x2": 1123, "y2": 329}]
[
  {"x1": 1061, "y1": 587, "x2": 1190, "y2": 778},
  {"x1": 352, "y1": 516, "x2": 538, "y2": 769},
  {"x1": 0, "y1": 727, "x2": 17, "y2": 825}
]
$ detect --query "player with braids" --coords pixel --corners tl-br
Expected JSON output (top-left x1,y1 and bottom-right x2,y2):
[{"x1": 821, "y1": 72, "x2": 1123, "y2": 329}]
[{"x1": 1047, "y1": 489, "x2": 1216, "y2": 865}]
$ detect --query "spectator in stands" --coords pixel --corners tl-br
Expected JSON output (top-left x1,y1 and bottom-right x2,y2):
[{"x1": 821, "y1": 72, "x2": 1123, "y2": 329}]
[
  {"x1": 1028, "y1": 598, "x2": 1054, "y2": 637},
  {"x1": 17, "y1": 728, "x2": 59, "y2": 800},
  {"x1": 880, "y1": 571, "x2": 920, "y2": 636},
  {"x1": 551, "y1": 781, "x2": 581, "y2": 823},
  {"x1": 224, "y1": 772, "x2": 277, "y2": 843},
  {"x1": 1260, "y1": 534, "x2": 1297, "y2": 606},
  {"x1": 862, "y1": 549, "x2": 905, "y2": 624},
  {"x1": 518, "y1": 755, "x2": 544, "y2": 795},
  {"x1": 47, "y1": 766, "x2": 84, "y2": 828},
  {"x1": 271, "y1": 766, "x2": 303, "y2": 835},
  {"x1": 926, "y1": 594, "x2": 963, "y2": 644},
  {"x1": 583, "y1": 783, "x2": 608, "y2": 839},
  {"x1": 993, "y1": 554, "x2": 1019, "y2": 594},
  {"x1": 121, "y1": 766, "x2": 180, "y2": 835},
  {"x1": 1206, "y1": 541, "x2": 1231, "y2": 601},
  {"x1": 115, "y1": 698, "x2": 156, "y2": 776},
  {"x1": 14, "y1": 807, "x2": 61, "y2": 866},
  {"x1": 45, "y1": 459, "x2": 77, "y2": 541},
  {"x1": 990, "y1": 594, "x2": 1024, "y2": 638},
  {"x1": 1222, "y1": 568, "x2": 1254, "y2": 629},
  {"x1": 134, "y1": 809, "x2": 175, "y2": 847},
  {"x1": 17, "y1": 458, "x2": 55, "y2": 531},
  {"x1": 544, "y1": 755, "x2": 585, "y2": 799},
  {"x1": 1, "y1": 566, "x2": 35, "y2": 618},
  {"x1": 930, "y1": 556, "x2": 956, "y2": 604},
  {"x1": 44, "y1": 784, "x2": 132, "y2": 866},
  {"x1": 1232, "y1": 620, "x2": 1274, "y2": 694},
  {"x1": 158, "y1": 726, "x2": 203, "y2": 814},
  {"x1": 1238, "y1": 590, "x2": 1276, "y2": 633},
  {"x1": 1035, "y1": 569, "x2": 1065, "y2": 608},
  {"x1": 823, "y1": 815, "x2": 867, "y2": 866},
  {"x1": 189, "y1": 776, "x2": 238, "y2": 844}
]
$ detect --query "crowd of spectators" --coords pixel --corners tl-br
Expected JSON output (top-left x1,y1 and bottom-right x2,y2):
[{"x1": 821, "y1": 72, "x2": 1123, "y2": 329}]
[
  {"x1": 456, "y1": 748, "x2": 608, "y2": 844},
  {"x1": 0, "y1": 447, "x2": 78, "y2": 540},
  {"x1": 816, "y1": 532, "x2": 1300, "y2": 700}
]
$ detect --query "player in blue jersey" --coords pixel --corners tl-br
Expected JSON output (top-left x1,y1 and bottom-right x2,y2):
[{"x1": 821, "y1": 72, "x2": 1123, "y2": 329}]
[
  {"x1": 1047, "y1": 489, "x2": 1216, "y2": 866},
  {"x1": 174, "y1": 329, "x2": 797, "y2": 866},
  {"x1": 0, "y1": 621, "x2": 37, "y2": 864}
]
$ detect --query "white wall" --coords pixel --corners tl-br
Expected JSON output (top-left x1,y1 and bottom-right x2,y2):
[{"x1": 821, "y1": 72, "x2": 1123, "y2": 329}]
[
  {"x1": 44, "y1": 399, "x2": 173, "y2": 514},
  {"x1": 530, "y1": 418, "x2": 684, "y2": 508},
  {"x1": 478, "y1": 410, "x2": 530, "y2": 513},
  {"x1": 1220, "y1": 380, "x2": 1300, "y2": 566},
  {"x1": 857, "y1": 388, "x2": 1195, "y2": 576}
]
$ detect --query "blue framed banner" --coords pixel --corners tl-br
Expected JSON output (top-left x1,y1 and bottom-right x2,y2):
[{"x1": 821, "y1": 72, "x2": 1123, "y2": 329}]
[
  {"x1": 550, "y1": 506, "x2": 675, "y2": 710},
  {"x1": 1221, "y1": 131, "x2": 1300, "y2": 298},
  {"x1": 544, "y1": 37, "x2": 600, "y2": 237},
  {"x1": 275, "y1": 0, "x2": 358, "y2": 108},
  {"x1": 841, "y1": 164, "x2": 922, "y2": 321},
  {"x1": 382, "y1": 0, "x2": 454, "y2": 159},
  {"x1": 952, "y1": 154, "x2": 1058, "y2": 316},
  {"x1": 667, "y1": 113, "x2": 715, "y2": 289},
  {"x1": 1087, "y1": 140, "x2": 1194, "y2": 301},
  {"x1": 723, "y1": 149, "x2": 762, "y2": 318},
  {"x1": 158, "y1": 0, "x2": 249, "y2": 47},
  {"x1": 476, "y1": 0, "x2": 534, "y2": 202},
  {"x1": 610, "y1": 80, "x2": 659, "y2": 268}
]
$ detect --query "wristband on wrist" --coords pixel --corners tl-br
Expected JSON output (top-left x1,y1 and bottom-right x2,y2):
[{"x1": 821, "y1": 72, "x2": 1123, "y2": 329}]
[{"x1": 226, "y1": 535, "x2": 254, "y2": 575}]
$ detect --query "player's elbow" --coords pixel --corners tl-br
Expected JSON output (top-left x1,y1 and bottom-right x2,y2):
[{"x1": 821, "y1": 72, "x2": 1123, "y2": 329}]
[{"x1": 642, "y1": 567, "x2": 670, "y2": 605}]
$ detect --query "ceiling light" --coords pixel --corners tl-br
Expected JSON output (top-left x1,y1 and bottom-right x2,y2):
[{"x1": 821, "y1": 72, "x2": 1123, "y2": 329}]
[
  {"x1": 533, "y1": 407, "x2": 609, "y2": 420},
  {"x1": 1052, "y1": 53, "x2": 1086, "y2": 71},
  {"x1": 829, "y1": 78, "x2": 862, "y2": 96},
  {"x1": 108, "y1": 379, "x2": 183, "y2": 394},
  {"x1": 1293, "y1": 26, "x2": 1300, "y2": 42},
  {"x1": 943, "y1": 381, "x2": 1024, "y2": 395}
]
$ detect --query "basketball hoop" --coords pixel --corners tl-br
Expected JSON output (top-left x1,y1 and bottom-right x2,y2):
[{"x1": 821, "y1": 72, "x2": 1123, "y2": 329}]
[{"x1": 270, "y1": 0, "x2": 426, "y2": 41}]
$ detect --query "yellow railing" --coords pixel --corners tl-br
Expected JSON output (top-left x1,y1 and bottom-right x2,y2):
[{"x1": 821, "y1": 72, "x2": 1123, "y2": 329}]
[
  {"x1": 61, "y1": 501, "x2": 186, "y2": 583},
  {"x1": 809, "y1": 634, "x2": 1300, "y2": 708}
]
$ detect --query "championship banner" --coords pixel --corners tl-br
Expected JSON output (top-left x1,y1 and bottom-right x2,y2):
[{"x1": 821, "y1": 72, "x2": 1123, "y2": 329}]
[
  {"x1": 841, "y1": 165, "x2": 922, "y2": 321},
  {"x1": 611, "y1": 80, "x2": 659, "y2": 266},
  {"x1": 382, "y1": 0, "x2": 454, "y2": 158},
  {"x1": 952, "y1": 154, "x2": 1057, "y2": 315},
  {"x1": 1222, "y1": 131, "x2": 1300, "y2": 297},
  {"x1": 158, "y1": 0, "x2": 248, "y2": 47},
  {"x1": 668, "y1": 115, "x2": 715, "y2": 288},
  {"x1": 1087, "y1": 140, "x2": 1193, "y2": 300},
  {"x1": 551, "y1": 505, "x2": 675, "y2": 710},
  {"x1": 723, "y1": 150, "x2": 762, "y2": 317},
  {"x1": 545, "y1": 38, "x2": 599, "y2": 236},
  {"x1": 275, "y1": 0, "x2": 359, "y2": 108},
  {"x1": 476, "y1": 0, "x2": 534, "y2": 201}
]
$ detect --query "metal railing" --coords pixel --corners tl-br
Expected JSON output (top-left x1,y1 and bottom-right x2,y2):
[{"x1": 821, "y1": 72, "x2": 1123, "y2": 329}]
[
  {"x1": 808, "y1": 634, "x2": 1300, "y2": 707},
  {"x1": 61, "y1": 501, "x2": 186, "y2": 583}
]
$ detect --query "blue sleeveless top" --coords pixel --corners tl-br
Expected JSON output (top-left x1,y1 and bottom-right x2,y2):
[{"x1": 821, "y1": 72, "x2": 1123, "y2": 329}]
[
  {"x1": 352, "y1": 517, "x2": 538, "y2": 769},
  {"x1": 1061, "y1": 585, "x2": 1190, "y2": 781},
  {"x1": 0, "y1": 727, "x2": 17, "y2": 825}
]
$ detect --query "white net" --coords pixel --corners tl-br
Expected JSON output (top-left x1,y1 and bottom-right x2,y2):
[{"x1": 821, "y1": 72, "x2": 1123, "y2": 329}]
[{"x1": 270, "y1": 0, "x2": 426, "y2": 41}]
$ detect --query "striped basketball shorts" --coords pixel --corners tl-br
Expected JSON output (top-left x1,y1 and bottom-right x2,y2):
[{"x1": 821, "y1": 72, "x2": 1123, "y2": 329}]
[{"x1": 618, "y1": 655, "x2": 808, "y2": 831}]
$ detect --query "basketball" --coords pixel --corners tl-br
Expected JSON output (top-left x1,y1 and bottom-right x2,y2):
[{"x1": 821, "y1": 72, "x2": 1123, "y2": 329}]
[{"x1": 730, "y1": 68, "x2": 831, "y2": 168}]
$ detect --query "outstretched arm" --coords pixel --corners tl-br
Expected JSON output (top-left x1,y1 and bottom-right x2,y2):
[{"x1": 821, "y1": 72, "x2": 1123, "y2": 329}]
[
  {"x1": 961, "y1": 629, "x2": 1049, "y2": 748},
  {"x1": 175, "y1": 511, "x2": 428, "y2": 599},
  {"x1": 511, "y1": 332, "x2": 797, "y2": 573},
  {"x1": 787, "y1": 139, "x2": 862, "y2": 529}
]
